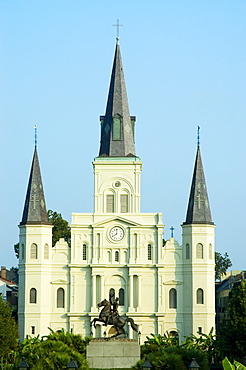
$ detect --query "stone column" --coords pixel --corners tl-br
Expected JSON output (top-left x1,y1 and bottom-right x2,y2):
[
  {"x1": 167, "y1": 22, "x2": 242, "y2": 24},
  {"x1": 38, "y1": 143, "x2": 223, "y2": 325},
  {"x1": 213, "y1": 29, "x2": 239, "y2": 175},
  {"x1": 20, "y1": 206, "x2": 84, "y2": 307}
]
[
  {"x1": 129, "y1": 274, "x2": 134, "y2": 312},
  {"x1": 138, "y1": 275, "x2": 142, "y2": 312},
  {"x1": 100, "y1": 275, "x2": 104, "y2": 301},
  {"x1": 92, "y1": 274, "x2": 97, "y2": 311}
]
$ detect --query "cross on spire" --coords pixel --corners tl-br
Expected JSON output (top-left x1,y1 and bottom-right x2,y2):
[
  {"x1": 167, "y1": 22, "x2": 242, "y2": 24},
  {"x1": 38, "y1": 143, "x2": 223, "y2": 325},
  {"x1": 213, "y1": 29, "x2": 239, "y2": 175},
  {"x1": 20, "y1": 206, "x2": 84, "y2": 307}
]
[
  {"x1": 170, "y1": 226, "x2": 175, "y2": 238},
  {"x1": 113, "y1": 19, "x2": 123, "y2": 44},
  {"x1": 197, "y1": 125, "x2": 200, "y2": 147},
  {"x1": 34, "y1": 125, "x2": 37, "y2": 147}
]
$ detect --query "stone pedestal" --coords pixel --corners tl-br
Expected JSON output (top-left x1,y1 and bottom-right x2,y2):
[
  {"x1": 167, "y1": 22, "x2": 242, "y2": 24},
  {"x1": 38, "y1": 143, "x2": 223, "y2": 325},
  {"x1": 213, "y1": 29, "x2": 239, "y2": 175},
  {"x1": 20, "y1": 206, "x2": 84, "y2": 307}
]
[{"x1": 87, "y1": 338, "x2": 140, "y2": 369}]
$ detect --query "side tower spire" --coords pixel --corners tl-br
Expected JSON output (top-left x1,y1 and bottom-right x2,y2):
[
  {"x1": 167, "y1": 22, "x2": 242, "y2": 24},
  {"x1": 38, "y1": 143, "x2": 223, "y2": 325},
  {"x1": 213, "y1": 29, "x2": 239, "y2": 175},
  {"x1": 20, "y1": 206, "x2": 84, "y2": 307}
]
[
  {"x1": 182, "y1": 128, "x2": 215, "y2": 337},
  {"x1": 19, "y1": 130, "x2": 52, "y2": 341},
  {"x1": 99, "y1": 40, "x2": 136, "y2": 157},
  {"x1": 20, "y1": 135, "x2": 49, "y2": 225},
  {"x1": 183, "y1": 141, "x2": 213, "y2": 225}
]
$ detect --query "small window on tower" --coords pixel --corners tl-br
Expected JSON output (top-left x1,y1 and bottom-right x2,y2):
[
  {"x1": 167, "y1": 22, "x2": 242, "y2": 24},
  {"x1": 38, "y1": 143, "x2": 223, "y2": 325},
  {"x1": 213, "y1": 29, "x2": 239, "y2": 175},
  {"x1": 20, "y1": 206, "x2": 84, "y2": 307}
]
[
  {"x1": 196, "y1": 243, "x2": 203, "y2": 259},
  {"x1": 31, "y1": 326, "x2": 35, "y2": 335},
  {"x1": 44, "y1": 244, "x2": 49, "y2": 259},
  {"x1": 106, "y1": 194, "x2": 115, "y2": 213},
  {"x1": 147, "y1": 244, "x2": 152, "y2": 260},
  {"x1": 115, "y1": 251, "x2": 119, "y2": 262},
  {"x1": 30, "y1": 243, "x2": 38, "y2": 259},
  {"x1": 21, "y1": 244, "x2": 25, "y2": 260},
  {"x1": 30, "y1": 288, "x2": 37, "y2": 304},
  {"x1": 82, "y1": 244, "x2": 87, "y2": 260},
  {"x1": 197, "y1": 288, "x2": 204, "y2": 304},
  {"x1": 186, "y1": 244, "x2": 190, "y2": 259},
  {"x1": 112, "y1": 115, "x2": 122, "y2": 140},
  {"x1": 120, "y1": 194, "x2": 129, "y2": 213}
]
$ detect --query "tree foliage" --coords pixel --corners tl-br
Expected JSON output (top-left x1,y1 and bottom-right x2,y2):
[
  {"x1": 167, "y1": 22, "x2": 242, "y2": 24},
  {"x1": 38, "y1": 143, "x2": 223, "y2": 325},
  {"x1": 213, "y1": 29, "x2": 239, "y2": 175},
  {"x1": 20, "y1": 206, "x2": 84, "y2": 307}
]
[
  {"x1": 217, "y1": 280, "x2": 246, "y2": 364},
  {"x1": 14, "y1": 243, "x2": 19, "y2": 259},
  {"x1": 47, "y1": 210, "x2": 71, "y2": 247},
  {"x1": 0, "y1": 296, "x2": 19, "y2": 364},
  {"x1": 139, "y1": 331, "x2": 213, "y2": 369},
  {"x1": 222, "y1": 357, "x2": 246, "y2": 369},
  {"x1": 215, "y1": 252, "x2": 232, "y2": 281},
  {"x1": 14, "y1": 329, "x2": 90, "y2": 369}
]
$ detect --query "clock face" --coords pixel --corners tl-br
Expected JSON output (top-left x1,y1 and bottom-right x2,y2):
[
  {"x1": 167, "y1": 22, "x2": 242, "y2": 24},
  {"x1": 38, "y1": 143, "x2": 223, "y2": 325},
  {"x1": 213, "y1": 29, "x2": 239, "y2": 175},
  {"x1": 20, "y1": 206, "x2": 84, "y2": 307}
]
[{"x1": 109, "y1": 226, "x2": 124, "y2": 241}]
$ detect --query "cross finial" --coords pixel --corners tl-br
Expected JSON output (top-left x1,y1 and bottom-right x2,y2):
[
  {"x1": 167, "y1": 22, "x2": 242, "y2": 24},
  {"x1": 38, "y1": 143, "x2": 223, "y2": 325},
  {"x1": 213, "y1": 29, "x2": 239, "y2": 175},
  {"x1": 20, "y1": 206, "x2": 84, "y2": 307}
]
[
  {"x1": 113, "y1": 19, "x2": 123, "y2": 45},
  {"x1": 34, "y1": 125, "x2": 37, "y2": 147},
  {"x1": 197, "y1": 126, "x2": 200, "y2": 147},
  {"x1": 170, "y1": 226, "x2": 175, "y2": 238}
]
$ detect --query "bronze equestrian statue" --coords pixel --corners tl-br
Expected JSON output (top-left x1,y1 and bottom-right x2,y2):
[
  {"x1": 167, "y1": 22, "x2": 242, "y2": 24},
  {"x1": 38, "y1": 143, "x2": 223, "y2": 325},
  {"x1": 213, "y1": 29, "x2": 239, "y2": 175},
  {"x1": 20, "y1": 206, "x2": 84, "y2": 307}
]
[{"x1": 90, "y1": 298, "x2": 138, "y2": 338}]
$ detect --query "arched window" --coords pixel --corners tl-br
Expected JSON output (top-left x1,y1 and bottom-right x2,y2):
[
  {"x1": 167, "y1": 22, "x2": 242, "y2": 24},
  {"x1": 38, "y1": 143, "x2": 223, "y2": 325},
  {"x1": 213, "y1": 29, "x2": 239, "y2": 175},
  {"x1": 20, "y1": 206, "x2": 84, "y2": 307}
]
[
  {"x1": 44, "y1": 244, "x2": 49, "y2": 259},
  {"x1": 30, "y1": 288, "x2": 37, "y2": 303},
  {"x1": 169, "y1": 288, "x2": 177, "y2": 309},
  {"x1": 57, "y1": 288, "x2": 65, "y2": 308},
  {"x1": 147, "y1": 244, "x2": 152, "y2": 260},
  {"x1": 115, "y1": 250, "x2": 119, "y2": 262},
  {"x1": 186, "y1": 243, "x2": 190, "y2": 259},
  {"x1": 196, "y1": 243, "x2": 203, "y2": 259},
  {"x1": 119, "y1": 288, "x2": 124, "y2": 306},
  {"x1": 197, "y1": 288, "x2": 204, "y2": 304},
  {"x1": 30, "y1": 243, "x2": 38, "y2": 259},
  {"x1": 209, "y1": 244, "x2": 213, "y2": 259},
  {"x1": 106, "y1": 194, "x2": 115, "y2": 213},
  {"x1": 169, "y1": 331, "x2": 179, "y2": 344},
  {"x1": 82, "y1": 244, "x2": 87, "y2": 260},
  {"x1": 120, "y1": 194, "x2": 129, "y2": 213}
]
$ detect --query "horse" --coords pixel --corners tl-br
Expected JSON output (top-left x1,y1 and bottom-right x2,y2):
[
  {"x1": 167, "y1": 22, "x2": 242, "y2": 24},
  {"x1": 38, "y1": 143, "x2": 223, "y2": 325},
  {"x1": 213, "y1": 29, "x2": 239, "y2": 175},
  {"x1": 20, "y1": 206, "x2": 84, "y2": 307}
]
[{"x1": 90, "y1": 299, "x2": 138, "y2": 338}]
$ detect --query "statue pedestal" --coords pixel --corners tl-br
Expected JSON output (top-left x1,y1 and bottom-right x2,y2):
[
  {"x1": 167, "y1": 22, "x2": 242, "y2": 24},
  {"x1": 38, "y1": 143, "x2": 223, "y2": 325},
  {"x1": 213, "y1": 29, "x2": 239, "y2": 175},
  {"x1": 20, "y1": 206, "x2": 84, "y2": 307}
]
[{"x1": 87, "y1": 338, "x2": 140, "y2": 369}]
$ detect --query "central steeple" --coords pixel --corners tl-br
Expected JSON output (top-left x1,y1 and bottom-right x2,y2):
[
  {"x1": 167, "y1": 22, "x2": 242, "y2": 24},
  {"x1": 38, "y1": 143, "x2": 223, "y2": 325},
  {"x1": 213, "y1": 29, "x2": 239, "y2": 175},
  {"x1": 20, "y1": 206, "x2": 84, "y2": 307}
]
[{"x1": 99, "y1": 40, "x2": 136, "y2": 157}]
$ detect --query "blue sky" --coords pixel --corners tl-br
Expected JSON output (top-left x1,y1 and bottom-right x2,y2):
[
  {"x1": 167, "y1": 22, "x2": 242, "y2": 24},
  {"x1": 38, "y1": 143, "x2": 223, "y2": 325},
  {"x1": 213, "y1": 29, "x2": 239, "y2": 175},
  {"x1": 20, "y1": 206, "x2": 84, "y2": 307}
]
[{"x1": 1, "y1": 1, "x2": 246, "y2": 270}]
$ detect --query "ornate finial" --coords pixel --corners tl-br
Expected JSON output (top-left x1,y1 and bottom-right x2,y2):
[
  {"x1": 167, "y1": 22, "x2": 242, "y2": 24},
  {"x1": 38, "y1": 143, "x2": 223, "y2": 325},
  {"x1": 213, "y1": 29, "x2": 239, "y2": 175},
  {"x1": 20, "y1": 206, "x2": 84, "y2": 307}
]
[
  {"x1": 113, "y1": 19, "x2": 123, "y2": 45},
  {"x1": 197, "y1": 126, "x2": 200, "y2": 147},
  {"x1": 34, "y1": 125, "x2": 37, "y2": 147}
]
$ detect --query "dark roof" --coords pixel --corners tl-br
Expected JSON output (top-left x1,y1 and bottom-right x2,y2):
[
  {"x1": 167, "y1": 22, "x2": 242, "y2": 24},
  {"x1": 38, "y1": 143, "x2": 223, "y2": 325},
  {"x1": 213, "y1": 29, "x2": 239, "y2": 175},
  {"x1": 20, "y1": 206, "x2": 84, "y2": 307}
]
[
  {"x1": 183, "y1": 146, "x2": 213, "y2": 225},
  {"x1": 20, "y1": 146, "x2": 49, "y2": 225},
  {"x1": 99, "y1": 42, "x2": 136, "y2": 157}
]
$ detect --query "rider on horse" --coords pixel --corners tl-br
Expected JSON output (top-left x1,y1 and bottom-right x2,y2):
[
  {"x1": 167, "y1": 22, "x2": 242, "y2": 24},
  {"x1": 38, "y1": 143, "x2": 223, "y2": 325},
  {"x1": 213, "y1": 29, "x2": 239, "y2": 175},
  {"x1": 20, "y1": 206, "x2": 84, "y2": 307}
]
[{"x1": 104, "y1": 296, "x2": 119, "y2": 325}]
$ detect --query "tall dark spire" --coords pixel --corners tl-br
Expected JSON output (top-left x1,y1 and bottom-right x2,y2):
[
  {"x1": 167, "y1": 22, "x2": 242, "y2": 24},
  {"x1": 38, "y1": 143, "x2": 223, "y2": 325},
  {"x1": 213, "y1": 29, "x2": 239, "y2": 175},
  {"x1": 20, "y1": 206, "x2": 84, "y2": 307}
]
[
  {"x1": 183, "y1": 146, "x2": 213, "y2": 225},
  {"x1": 99, "y1": 41, "x2": 136, "y2": 157},
  {"x1": 20, "y1": 146, "x2": 49, "y2": 225}
]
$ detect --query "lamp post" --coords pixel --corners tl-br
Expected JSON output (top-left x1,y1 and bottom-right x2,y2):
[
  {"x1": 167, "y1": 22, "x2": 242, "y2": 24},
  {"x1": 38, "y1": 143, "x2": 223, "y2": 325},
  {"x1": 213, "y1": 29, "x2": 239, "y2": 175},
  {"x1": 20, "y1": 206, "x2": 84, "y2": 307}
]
[
  {"x1": 66, "y1": 357, "x2": 78, "y2": 369},
  {"x1": 188, "y1": 358, "x2": 200, "y2": 369},
  {"x1": 18, "y1": 357, "x2": 29, "y2": 369},
  {"x1": 142, "y1": 356, "x2": 152, "y2": 370}
]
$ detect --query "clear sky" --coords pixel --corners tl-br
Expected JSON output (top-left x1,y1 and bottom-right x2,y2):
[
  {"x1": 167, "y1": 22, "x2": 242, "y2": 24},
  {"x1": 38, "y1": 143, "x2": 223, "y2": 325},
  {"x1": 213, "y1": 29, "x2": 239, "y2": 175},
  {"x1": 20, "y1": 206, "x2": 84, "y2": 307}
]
[{"x1": 1, "y1": 1, "x2": 246, "y2": 270}]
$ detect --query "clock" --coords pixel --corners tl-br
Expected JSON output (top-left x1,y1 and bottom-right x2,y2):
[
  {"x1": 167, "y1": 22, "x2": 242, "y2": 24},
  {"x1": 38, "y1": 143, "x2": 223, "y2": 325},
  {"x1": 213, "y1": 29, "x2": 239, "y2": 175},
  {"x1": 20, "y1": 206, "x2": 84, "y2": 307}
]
[{"x1": 109, "y1": 226, "x2": 124, "y2": 241}]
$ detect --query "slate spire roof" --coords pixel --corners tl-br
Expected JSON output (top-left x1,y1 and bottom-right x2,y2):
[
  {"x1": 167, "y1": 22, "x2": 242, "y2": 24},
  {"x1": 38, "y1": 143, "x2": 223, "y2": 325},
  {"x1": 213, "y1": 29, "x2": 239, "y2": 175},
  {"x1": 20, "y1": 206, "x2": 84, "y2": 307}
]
[
  {"x1": 99, "y1": 40, "x2": 136, "y2": 157},
  {"x1": 183, "y1": 145, "x2": 213, "y2": 225},
  {"x1": 20, "y1": 145, "x2": 49, "y2": 225}
]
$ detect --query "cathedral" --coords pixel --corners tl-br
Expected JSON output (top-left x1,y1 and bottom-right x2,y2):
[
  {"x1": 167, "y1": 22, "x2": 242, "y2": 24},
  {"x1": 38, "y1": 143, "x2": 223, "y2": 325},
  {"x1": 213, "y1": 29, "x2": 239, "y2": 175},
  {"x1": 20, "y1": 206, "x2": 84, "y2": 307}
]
[{"x1": 18, "y1": 39, "x2": 215, "y2": 343}]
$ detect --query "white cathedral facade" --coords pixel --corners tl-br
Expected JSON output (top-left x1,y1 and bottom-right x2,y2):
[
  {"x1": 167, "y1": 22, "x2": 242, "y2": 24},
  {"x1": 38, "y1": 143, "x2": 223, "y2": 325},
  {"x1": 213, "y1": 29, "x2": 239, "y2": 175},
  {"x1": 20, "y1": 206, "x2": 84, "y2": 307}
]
[{"x1": 18, "y1": 40, "x2": 215, "y2": 343}]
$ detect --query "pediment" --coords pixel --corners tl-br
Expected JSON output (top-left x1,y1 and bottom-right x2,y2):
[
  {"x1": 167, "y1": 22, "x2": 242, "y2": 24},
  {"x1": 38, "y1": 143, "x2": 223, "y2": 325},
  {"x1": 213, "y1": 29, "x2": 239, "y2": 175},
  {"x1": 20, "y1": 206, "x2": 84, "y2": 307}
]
[
  {"x1": 163, "y1": 280, "x2": 182, "y2": 285},
  {"x1": 50, "y1": 279, "x2": 69, "y2": 285},
  {"x1": 92, "y1": 216, "x2": 141, "y2": 228}
]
